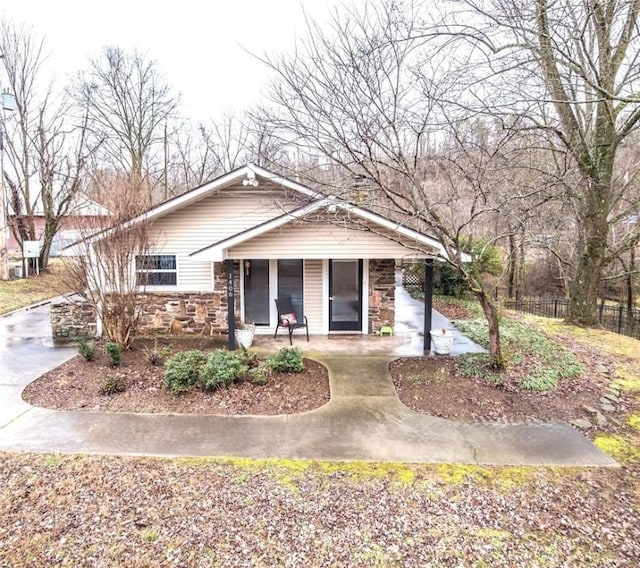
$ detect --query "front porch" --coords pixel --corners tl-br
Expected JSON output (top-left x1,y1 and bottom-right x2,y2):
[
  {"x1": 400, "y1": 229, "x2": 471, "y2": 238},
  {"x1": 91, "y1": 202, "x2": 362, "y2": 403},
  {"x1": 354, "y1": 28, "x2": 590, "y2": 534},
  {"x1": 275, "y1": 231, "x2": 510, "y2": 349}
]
[{"x1": 249, "y1": 285, "x2": 485, "y2": 357}]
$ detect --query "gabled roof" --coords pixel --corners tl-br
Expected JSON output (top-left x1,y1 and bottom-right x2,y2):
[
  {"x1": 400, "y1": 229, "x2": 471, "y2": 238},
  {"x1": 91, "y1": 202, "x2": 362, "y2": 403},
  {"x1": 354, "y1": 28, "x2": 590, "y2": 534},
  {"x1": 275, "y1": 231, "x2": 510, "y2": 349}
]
[
  {"x1": 68, "y1": 163, "x2": 325, "y2": 249},
  {"x1": 120, "y1": 163, "x2": 324, "y2": 226},
  {"x1": 189, "y1": 195, "x2": 464, "y2": 262},
  {"x1": 65, "y1": 163, "x2": 469, "y2": 263}
]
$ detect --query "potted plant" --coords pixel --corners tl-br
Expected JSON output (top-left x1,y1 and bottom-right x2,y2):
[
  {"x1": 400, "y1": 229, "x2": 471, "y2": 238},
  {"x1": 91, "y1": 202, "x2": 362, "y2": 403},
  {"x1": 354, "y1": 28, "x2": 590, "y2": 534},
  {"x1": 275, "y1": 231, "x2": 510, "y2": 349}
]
[
  {"x1": 235, "y1": 321, "x2": 256, "y2": 348},
  {"x1": 429, "y1": 327, "x2": 456, "y2": 355}
]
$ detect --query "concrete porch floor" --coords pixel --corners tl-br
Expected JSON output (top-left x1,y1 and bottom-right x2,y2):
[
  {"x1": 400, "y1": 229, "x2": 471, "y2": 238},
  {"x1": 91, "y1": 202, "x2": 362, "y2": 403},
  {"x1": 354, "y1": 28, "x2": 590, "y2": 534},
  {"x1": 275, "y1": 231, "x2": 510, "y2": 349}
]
[{"x1": 251, "y1": 285, "x2": 486, "y2": 357}]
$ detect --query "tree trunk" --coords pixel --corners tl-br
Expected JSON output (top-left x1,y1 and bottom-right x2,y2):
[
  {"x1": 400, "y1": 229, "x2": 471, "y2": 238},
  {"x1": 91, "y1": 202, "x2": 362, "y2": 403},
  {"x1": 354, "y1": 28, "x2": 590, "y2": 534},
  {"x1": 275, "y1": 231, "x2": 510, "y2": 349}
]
[
  {"x1": 474, "y1": 288, "x2": 503, "y2": 370},
  {"x1": 567, "y1": 243, "x2": 607, "y2": 325},
  {"x1": 39, "y1": 214, "x2": 59, "y2": 270},
  {"x1": 566, "y1": 177, "x2": 611, "y2": 326},
  {"x1": 627, "y1": 248, "x2": 636, "y2": 316}
]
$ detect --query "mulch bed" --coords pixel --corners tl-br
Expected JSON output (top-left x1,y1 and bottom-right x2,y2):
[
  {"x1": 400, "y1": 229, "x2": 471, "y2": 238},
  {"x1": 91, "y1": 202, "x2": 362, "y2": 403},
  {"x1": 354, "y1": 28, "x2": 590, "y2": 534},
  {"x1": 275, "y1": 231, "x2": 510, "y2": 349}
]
[
  {"x1": 23, "y1": 338, "x2": 330, "y2": 416},
  {"x1": 389, "y1": 356, "x2": 610, "y2": 423},
  {"x1": 22, "y1": 306, "x2": 632, "y2": 431}
]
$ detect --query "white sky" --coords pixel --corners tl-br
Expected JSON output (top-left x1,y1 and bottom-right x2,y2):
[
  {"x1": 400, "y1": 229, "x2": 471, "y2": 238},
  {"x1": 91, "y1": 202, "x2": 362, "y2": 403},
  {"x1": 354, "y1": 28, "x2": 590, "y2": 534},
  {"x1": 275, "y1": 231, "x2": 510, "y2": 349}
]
[{"x1": 1, "y1": 0, "x2": 341, "y2": 123}]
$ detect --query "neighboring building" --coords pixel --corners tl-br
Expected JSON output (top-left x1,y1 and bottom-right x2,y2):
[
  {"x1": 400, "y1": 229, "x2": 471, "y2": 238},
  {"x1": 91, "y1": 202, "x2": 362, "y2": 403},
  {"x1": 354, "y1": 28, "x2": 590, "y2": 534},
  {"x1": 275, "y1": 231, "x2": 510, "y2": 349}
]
[
  {"x1": 7, "y1": 193, "x2": 111, "y2": 257},
  {"x1": 68, "y1": 164, "x2": 457, "y2": 340}
]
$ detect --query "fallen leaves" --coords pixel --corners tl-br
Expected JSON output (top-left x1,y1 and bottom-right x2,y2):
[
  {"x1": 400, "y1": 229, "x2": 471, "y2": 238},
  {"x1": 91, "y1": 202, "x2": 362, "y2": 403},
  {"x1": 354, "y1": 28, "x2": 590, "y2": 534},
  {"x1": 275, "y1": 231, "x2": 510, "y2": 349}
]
[{"x1": 1, "y1": 454, "x2": 638, "y2": 566}]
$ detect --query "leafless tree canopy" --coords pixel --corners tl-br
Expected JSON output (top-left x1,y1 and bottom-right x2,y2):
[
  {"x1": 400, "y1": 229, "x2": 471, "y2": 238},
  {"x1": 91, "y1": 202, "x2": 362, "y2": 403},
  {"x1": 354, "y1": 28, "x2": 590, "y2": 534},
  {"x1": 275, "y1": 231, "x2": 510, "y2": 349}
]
[
  {"x1": 0, "y1": 18, "x2": 91, "y2": 270},
  {"x1": 261, "y1": 0, "x2": 640, "y2": 361},
  {"x1": 430, "y1": 0, "x2": 640, "y2": 323},
  {"x1": 71, "y1": 47, "x2": 178, "y2": 203},
  {"x1": 263, "y1": 1, "x2": 545, "y2": 367}
]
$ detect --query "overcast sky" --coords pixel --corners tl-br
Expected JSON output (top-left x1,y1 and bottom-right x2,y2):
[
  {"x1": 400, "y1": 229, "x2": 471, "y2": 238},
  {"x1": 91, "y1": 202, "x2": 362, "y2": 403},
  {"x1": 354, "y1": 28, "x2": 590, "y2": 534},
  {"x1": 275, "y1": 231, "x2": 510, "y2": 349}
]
[{"x1": 1, "y1": 0, "x2": 341, "y2": 122}]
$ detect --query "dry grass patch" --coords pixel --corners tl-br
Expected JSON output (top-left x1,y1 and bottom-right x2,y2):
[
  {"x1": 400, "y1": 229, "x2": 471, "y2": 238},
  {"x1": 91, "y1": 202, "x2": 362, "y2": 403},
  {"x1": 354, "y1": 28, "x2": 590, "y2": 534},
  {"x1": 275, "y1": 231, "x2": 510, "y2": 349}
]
[{"x1": 0, "y1": 260, "x2": 71, "y2": 314}]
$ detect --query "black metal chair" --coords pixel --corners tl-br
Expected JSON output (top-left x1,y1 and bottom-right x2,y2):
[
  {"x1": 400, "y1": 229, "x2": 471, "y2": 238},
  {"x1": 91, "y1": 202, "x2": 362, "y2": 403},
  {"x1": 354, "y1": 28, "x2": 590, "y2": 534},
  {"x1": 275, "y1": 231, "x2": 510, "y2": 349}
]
[{"x1": 274, "y1": 297, "x2": 309, "y2": 345}]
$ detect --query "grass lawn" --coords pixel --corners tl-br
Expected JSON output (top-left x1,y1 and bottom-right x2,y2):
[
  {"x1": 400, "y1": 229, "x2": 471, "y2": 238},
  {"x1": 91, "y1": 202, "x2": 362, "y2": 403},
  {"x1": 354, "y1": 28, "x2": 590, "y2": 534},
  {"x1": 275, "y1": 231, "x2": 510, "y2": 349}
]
[{"x1": 0, "y1": 259, "x2": 72, "y2": 315}]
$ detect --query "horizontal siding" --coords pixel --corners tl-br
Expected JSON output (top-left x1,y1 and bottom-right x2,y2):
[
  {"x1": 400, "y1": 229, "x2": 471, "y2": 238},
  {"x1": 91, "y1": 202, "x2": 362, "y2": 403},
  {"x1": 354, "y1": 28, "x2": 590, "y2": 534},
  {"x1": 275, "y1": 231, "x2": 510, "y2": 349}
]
[
  {"x1": 229, "y1": 221, "x2": 430, "y2": 259},
  {"x1": 150, "y1": 188, "x2": 301, "y2": 290},
  {"x1": 303, "y1": 260, "x2": 323, "y2": 334}
]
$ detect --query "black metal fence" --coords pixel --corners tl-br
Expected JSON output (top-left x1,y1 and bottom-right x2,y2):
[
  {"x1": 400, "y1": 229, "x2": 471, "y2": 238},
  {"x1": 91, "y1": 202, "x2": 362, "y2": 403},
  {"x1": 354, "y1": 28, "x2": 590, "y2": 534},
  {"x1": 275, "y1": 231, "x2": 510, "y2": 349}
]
[{"x1": 504, "y1": 298, "x2": 640, "y2": 340}]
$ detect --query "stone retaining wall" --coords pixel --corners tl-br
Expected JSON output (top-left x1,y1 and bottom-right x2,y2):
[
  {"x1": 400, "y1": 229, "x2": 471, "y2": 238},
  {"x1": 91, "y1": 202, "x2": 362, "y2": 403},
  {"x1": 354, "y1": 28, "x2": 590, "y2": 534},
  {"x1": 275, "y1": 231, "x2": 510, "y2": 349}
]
[
  {"x1": 368, "y1": 259, "x2": 395, "y2": 333},
  {"x1": 50, "y1": 301, "x2": 97, "y2": 341}
]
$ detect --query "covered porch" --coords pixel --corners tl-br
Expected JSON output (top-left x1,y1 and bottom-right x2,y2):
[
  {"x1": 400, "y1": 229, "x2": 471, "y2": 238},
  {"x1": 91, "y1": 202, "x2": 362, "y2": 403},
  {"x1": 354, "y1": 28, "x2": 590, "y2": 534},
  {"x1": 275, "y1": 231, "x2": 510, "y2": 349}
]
[{"x1": 245, "y1": 275, "x2": 485, "y2": 357}]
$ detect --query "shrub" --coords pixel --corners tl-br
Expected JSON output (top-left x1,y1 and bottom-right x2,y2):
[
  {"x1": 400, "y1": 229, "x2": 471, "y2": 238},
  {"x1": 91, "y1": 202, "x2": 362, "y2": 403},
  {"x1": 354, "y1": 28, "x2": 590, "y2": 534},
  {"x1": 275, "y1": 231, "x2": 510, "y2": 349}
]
[
  {"x1": 100, "y1": 373, "x2": 126, "y2": 395},
  {"x1": 105, "y1": 342, "x2": 123, "y2": 367},
  {"x1": 144, "y1": 340, "x2": 172, "y2": 367},
  {"x1": 267, "y1": 347, "x2": 305, "y2": 373},
  {"x1": 77, "y1": 339, "x2": 96, "y2": 362},
  {"x1": 200, "y1": 349, "x2": 249, "y2": 390},
  {"x1": 248, "y1": 362, "x2": 271, "y2": 385},
  {"x1": 164, "y1": 350, "x2": 208, "y2": 395}
]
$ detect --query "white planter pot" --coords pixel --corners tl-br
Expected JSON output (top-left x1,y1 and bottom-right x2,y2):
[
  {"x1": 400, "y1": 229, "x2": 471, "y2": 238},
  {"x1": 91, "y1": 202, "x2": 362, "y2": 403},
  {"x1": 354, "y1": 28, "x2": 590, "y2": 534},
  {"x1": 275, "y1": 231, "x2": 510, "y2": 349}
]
[
  {"x1": 235, "y1": 327, "x2": 255, "y2": 348},
  {"x1": 430, "y1": 329, "x2": 456, "y2": 355}
]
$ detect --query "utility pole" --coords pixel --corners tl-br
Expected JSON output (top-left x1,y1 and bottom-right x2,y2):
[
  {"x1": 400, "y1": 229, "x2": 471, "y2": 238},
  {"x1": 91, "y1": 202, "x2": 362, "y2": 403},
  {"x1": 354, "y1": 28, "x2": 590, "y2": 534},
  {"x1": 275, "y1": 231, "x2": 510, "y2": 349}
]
[
  {"x1": 0, "y1": 89, "x2": 17, "y2": 281},
  {"x1": 163, "y1": 121, "x2": 169, "y2": 201}
]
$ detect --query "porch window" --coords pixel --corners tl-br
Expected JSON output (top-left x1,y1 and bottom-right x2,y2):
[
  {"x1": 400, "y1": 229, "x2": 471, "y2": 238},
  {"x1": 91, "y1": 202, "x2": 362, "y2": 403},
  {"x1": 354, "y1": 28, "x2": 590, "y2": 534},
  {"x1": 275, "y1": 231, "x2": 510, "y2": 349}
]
[
  {"x1": 135, "y1": 254, "x2": 177, "y2": 286},
  {"x1": 278, "y1": 259, "x2": 304, "y2": 316}
]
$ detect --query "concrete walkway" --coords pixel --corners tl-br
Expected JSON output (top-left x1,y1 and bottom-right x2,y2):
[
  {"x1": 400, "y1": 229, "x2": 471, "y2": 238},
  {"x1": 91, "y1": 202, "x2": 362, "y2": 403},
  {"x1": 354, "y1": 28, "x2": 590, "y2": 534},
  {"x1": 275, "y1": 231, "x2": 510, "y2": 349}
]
[{"x1": 0, "y1": 300, "x2": 617, "y2": 466}]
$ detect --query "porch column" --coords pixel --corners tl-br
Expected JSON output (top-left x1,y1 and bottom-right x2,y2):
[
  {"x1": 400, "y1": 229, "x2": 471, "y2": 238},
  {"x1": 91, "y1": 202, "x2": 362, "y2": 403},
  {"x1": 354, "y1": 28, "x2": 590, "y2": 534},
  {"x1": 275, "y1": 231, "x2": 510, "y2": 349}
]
[
  {"x1": 226, "y1": 259, "x2": 236, "y2": 350},
  {"x1": 423, "y1": 259, "x2": 434, "y2": 353}
]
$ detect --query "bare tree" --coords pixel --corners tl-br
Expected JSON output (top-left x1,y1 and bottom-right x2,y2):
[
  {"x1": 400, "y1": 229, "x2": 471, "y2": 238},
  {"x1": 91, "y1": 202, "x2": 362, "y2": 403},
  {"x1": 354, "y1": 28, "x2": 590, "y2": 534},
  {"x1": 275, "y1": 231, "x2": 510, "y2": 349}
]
[
  {"x1": 63, "y1": 175, "x2": 155, "y2": 349},
  {"x1": 1, "y1": 18, "x2": 91, "y2": 271},
  {"x1": 263, "y1": 1, "x2": 552, "y2": 368},
  {"x1": 168, "y1": 110, "x2": 290, "y2": 195},
  {"x1": 169, "y1": 121, "x2": 221, "y2": 194},
  {"x1": 72, "y1": 47, "x2": 178, "y2": 203},
  {"x1": 432, "y1": 0, "x2": 640, "y2": 325}
]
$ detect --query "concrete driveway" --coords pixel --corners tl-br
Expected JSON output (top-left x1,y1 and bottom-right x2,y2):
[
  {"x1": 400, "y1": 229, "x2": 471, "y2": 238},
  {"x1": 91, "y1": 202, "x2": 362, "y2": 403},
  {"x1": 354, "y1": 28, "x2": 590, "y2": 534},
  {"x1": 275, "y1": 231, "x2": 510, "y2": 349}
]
[{"x1": 0, "y1": 303, "x2": 76, "y2": 429}]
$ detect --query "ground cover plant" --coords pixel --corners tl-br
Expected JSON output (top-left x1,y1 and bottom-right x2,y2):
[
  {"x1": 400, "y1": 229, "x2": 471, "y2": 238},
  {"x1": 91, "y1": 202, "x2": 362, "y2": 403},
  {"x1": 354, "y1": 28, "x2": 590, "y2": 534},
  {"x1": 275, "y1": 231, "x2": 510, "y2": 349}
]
[
  {"x1": 455, "y1": 317, "x2": 584, "y2": 391},
  {"x1": 391, "y1": 297, "x2": 633, "y2": 428}
]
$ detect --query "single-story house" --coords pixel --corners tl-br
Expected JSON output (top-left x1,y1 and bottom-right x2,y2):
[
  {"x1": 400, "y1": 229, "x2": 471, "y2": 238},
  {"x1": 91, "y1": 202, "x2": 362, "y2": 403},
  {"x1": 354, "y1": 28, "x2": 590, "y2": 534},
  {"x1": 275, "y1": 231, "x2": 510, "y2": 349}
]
[{"x1": 66, "y1": 164, "x2": 463, "y2": 350}]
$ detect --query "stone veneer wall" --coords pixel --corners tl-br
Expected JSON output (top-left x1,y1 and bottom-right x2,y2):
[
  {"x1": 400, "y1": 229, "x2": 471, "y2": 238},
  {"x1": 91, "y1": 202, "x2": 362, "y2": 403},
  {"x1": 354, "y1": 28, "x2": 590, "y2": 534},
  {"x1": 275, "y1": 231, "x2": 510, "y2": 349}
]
[
  {"x1": 50, "y1": 261, "x2": 397, "y2": 338},
  {"x1": 368, "y1": 259, "x2": 395, "y2": 333},
  {"x1": 50, "y1": 301, "x2": 97, "y2": 341},
  {"x1": 136, "y1": 262, "x2": 241, "y2": 336}
]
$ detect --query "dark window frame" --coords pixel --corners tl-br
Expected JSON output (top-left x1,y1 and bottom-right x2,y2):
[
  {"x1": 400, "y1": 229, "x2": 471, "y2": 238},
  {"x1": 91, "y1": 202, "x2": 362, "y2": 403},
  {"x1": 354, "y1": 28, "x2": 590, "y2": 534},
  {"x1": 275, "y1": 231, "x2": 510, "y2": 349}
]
[{"x1": 135, "y1": 254, "x2": 178, "y2": 287}]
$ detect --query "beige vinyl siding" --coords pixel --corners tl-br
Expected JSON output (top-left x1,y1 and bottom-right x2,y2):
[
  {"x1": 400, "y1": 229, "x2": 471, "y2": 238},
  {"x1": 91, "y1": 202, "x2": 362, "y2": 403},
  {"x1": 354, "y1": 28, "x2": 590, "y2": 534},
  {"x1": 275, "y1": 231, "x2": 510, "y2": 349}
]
[
  {"x1": 303, "y1": 260, "x2": 323, "y2": 334},
  {"x1": 150, "y1": 189, "x2": 297, "y2": 290},
  {"x1": 229, "y1": 221, "x2": 432, "y2": 259}
]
